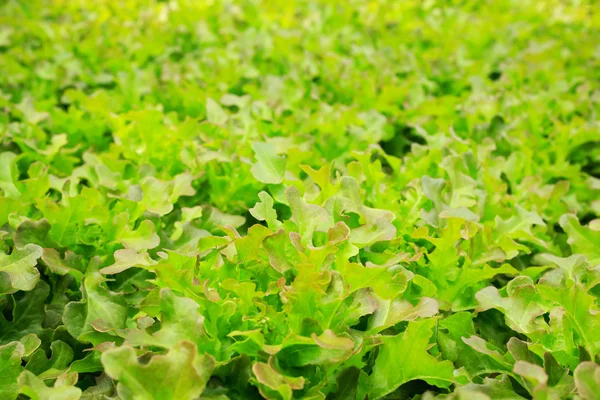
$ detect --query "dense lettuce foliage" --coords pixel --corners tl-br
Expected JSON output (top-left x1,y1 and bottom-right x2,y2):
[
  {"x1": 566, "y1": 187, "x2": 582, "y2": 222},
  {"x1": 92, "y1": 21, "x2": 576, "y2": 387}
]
[{"x1": 1, "y1": 0, "x2": 600, "y2": 399}]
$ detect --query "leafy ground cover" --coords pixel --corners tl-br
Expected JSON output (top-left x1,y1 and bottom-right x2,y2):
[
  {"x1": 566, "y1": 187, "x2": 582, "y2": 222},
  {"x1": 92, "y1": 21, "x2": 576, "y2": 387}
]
[{"x1": 1, "y1": 0, "x2": 600, "y2": 399}]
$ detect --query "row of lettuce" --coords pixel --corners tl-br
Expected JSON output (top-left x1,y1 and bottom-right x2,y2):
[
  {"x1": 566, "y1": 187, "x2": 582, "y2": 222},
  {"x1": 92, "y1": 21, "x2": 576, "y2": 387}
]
[{"x1": 1, "y1": 0, "x2": 600, "y2": 399}]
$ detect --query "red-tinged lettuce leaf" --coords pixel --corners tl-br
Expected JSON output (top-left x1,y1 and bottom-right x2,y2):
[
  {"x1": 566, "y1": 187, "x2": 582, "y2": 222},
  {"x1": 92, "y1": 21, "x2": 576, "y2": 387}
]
[
  {"x1": 63, "y1": 259, "x2": 128, "y2": 345},
  {"x1": 575, "y1": 362, "x2": 600, "y2": 400},
  {"x1": 18, "y1": 370, "x2": 82, "y2": 400},
  {"x1": 102, "y1": 341, "x2": 215, "y2": 400},
  {"x1": 0, "y1": 244, "x2": 43, "y2": 294}
]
